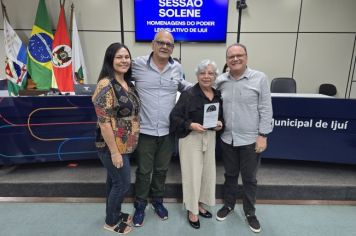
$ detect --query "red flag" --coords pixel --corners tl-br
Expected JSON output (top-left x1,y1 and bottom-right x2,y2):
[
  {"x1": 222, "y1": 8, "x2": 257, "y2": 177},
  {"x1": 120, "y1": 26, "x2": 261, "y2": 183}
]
[{"x1": 52, "y1": 5, "x2": 74, "y2": 93}]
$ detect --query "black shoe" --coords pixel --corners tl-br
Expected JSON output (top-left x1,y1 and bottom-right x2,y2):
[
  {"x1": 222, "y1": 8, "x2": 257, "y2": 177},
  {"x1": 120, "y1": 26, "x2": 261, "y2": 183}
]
[
  {"x1": 187, "y1": 211, "x2": 200, "y2": 229},
  {"x1": 199, "y1": 210, "x2": 212, "y2": 218},
  {"x1": 246, "y1": 214, "x2": 261, "y2": 233},
  {"x1": 216, "y1": 205, "x2": 233, "y2": 221}
]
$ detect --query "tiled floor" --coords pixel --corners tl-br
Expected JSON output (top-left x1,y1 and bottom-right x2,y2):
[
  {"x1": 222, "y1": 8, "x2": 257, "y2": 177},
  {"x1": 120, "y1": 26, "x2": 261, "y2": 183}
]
[{"x1": 0, "y1": 202, "x2": 355, "y2": 236}]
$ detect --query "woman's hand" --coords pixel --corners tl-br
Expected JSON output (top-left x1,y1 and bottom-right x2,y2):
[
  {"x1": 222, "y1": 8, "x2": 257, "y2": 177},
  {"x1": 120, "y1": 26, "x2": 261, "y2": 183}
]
[
  {"x1": 111, "y1": 152, "x2": 123, "y2": 168},
  {"x1": 190, "y1": 122, "x2": 206, "y2": 132},
  {"x1": 214, "y1": 120, "x2": 223, "y2": 131}
]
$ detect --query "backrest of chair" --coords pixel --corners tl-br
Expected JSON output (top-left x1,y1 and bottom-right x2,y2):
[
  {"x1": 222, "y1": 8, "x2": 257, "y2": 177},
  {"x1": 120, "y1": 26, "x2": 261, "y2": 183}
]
[
  {"x1": 270, "y1": 77, "x2": 297, "y2": 93},
  {"x1": 319, "y1": 83, "x2": 337, "y2": 96}
]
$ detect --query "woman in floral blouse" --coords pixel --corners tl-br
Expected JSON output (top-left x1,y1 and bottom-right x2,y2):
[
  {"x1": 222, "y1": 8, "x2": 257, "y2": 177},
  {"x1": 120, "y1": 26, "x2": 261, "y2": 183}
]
[{"x1": 92, "y1": 42, "x2": 140, "y2": 234}]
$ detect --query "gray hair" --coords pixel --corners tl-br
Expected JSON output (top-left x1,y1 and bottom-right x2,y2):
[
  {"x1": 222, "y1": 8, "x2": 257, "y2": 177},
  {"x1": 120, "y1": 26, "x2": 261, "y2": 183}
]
[
  {"x1": 195, "y1": 59, "x2": 219, "y2": 77},
  {"x1": 226, "y1": 43, "x2": 248, "y2": 57}
]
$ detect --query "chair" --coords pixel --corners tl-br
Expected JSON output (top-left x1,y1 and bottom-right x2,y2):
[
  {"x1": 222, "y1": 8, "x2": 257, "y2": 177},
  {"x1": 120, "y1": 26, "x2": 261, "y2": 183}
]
[
  {"x1": 319, "y1": 83, "x2": 337, "y2": 96},
  {"x1": 270, "y1": 77, "x2": 297, "y2": 93}
]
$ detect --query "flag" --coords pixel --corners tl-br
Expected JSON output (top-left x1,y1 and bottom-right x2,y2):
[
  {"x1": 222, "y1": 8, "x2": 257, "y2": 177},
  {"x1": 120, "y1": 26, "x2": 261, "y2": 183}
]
[
  {"x1": 27, "y1": 0, "x2": 53, "y2": 90},
  {"x1": 71, "y1": 10, "x2": 88, "y2": 84},
  {"x1": 7, "y1": 79, "x2": 26, "y2": 96},
  {"x1": 52, "y1": 4, "x2": 74, "y2": 92},
  {"x1": 3, "y1": 10, "x2": 27, "y2": 96}
]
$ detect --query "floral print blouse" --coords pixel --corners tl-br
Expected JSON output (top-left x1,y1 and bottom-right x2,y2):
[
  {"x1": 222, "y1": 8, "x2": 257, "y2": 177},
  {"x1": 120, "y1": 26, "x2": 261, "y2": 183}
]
[{"x1": 92, "y1": 77, "x2": 140, "y2": 154}]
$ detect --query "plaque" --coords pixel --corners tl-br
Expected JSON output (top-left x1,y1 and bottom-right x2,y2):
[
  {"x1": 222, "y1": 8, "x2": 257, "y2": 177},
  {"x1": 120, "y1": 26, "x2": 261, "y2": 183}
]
[{"x1": 203, "y1": 103, "x2": 219, "y2": 129}]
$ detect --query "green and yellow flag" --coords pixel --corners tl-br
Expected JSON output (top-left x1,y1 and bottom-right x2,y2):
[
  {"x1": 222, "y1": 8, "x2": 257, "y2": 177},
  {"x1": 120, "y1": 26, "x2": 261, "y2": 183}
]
[{"x1": 27, "y1": 0, "x2": 53, "y2": 89}]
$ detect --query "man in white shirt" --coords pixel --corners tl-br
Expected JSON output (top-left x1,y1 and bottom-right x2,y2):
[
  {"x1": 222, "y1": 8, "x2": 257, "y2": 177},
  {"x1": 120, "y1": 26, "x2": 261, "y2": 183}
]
[{"x1": 215, "y1": 43, "x2": 273, "y2": 233}]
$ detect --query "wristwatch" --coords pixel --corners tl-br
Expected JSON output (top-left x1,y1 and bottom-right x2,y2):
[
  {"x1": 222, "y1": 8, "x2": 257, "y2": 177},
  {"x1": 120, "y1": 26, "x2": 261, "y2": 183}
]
[{"x1": 258, "y1": 132, "x2": 268, "y2": 138}]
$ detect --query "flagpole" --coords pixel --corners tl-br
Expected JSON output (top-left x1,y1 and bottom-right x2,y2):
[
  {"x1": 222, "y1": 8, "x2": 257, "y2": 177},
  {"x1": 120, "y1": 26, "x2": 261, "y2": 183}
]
[
  {"x1": 69, "y1": 3, "x2": 74, "y2": 35},
  {"x1": 1, "y1": 0, "x2": 9, "y2": 22},
  {"x1": 1, "y1": 0, "x2": 4, "y2": 19},
  {"x1": 119, "y1": 0, "x2": 124, "y2": 44}
]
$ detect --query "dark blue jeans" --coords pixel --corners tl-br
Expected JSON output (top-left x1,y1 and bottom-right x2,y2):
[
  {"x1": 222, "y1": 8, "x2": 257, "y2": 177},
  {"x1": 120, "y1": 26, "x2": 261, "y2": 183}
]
[
  {"x1": 221, "y1": 141, "x2": 261, "y2": 216},
  {"x1": 98, "y1": 149, "x2": 131, "y2": 226}
]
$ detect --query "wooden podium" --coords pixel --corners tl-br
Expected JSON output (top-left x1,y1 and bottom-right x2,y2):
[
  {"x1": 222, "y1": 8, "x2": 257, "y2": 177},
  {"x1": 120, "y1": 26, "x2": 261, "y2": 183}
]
[{"x1": 19, "y1": 89, "x2": 49, "y2": 96}]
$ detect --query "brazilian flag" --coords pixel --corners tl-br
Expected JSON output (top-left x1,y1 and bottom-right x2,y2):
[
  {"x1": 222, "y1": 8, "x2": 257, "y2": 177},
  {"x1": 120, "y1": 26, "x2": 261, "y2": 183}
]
[{"x1": 27, "y1": 0, "x2": 53, "y2": 90}]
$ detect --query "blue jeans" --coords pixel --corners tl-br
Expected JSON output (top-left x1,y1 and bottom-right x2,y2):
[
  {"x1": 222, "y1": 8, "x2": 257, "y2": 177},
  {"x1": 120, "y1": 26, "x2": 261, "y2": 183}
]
[{"x1": 98, "y1": 149, "x2": 131, "y2": 225}]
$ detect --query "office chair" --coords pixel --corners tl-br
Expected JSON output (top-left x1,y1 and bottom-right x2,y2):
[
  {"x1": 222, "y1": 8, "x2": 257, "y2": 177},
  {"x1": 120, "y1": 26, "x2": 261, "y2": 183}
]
[
  {"x1": 319, "y1": 83, "x2": 337, "y2": 96},
  {"x1": 270, "y1": 77, "x2": 297, "y2": 93}
]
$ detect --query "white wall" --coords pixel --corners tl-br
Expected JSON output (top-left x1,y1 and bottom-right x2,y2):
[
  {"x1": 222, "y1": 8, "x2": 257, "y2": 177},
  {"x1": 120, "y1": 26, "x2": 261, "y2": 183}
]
[{"x1": 1, "y1": 0, "x2": 356, "y2": 98}]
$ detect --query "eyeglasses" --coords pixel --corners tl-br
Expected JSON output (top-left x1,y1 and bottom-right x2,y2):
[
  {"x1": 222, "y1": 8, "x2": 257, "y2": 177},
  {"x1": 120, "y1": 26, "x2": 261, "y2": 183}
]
[
  {"x1": 227, "y1": 54, "x2": 246, "y2": 60},
  {"x1": 155, "y1": 40, "x2": 174, "y2": 49}
]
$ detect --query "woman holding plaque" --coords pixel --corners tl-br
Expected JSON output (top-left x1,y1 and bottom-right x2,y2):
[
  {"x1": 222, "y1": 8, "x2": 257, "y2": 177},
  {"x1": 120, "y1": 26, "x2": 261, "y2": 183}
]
[{"x1": 169, "y1": 59, "x2": 224, "y2": 229}]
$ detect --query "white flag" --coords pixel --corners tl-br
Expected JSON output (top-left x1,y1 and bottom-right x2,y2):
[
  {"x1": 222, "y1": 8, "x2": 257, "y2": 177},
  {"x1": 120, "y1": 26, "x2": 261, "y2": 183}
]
[
  {"x1": 71, "y1": 12, "x2": 88, "y2": 84},
  {"x1": 3, "y1": 17, "x2": 27, "y2": 87}
]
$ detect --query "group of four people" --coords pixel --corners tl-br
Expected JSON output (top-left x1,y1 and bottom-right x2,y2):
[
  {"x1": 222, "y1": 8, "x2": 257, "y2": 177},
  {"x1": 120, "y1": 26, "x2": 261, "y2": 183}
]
[{"x1": 92, "y1": 30, "x2": 273, "y2": 234}]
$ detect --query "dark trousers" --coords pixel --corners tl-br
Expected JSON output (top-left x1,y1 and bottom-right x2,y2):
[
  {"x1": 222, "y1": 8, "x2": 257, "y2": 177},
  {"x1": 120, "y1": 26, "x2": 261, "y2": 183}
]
[
  {"x1": 98, "y1": 149, "x2": 131, "y2": 225},
  {"x1": 221, "y1": 141, "x2": 260, "y2": 216},
  {"x1": 134, "y1": 134, "x2": 173, "y2": 201}
]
